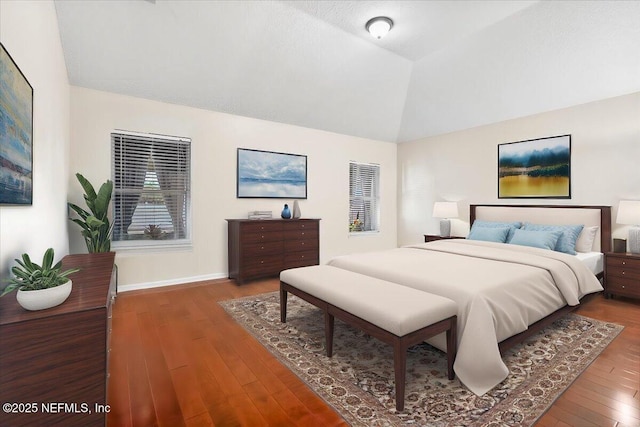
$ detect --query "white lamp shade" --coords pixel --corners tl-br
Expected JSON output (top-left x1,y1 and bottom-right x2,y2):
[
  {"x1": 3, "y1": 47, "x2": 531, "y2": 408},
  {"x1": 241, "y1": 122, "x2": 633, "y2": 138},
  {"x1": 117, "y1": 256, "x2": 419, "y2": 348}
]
[
  {"x1": 366, "y1": 17, "x2": 393, "y2": 39},
  {"x1": 616, "y1": 200, "x2": 640, "y2": 225},
  {"x1": 433, "y1": 201, "x2": 459, "y2": 219}
]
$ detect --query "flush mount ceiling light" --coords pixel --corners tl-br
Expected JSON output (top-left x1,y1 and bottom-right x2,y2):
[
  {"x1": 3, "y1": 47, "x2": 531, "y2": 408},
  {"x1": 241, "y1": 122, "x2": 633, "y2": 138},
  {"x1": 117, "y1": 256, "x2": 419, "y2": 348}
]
[{"x1": 365, "y1": 16, "x2": 393, "y2": 40}]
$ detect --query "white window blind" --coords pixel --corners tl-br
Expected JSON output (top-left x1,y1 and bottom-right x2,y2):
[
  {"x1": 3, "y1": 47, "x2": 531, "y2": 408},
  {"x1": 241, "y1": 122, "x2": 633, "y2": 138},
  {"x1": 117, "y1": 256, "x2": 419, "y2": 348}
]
[
  {"x1": 349, "y1": 161, "x2": 380, "y2": 233},
  {"x1": 112, "y1": 131, "x2": 191, "y2": 247}
]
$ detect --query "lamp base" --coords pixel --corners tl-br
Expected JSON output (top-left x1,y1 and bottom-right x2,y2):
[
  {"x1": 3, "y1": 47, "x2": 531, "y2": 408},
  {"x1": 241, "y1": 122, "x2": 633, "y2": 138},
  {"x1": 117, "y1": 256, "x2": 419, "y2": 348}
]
[
  {"x1": 629, "y1": 227, "x2": 640, "y2": 254},
  {"x1": 439, "y1": 219, "x2": 451, "y2": 237}
]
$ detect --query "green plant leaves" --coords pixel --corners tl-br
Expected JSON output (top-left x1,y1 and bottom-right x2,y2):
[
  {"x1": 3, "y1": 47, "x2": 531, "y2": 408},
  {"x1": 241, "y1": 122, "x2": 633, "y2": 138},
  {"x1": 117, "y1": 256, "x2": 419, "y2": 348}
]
[
  {"x1": 1, "y1": 248, "x2": 80, "y2": 295},
  {"x1": 68, "y1": 173, "x2": 113, "y2": 253}
]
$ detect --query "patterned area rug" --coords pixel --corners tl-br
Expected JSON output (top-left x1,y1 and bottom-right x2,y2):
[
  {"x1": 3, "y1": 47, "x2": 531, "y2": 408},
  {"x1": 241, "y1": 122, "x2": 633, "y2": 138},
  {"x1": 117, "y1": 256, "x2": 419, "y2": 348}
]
[{"x1": 220, "y1": 292, "x2": 623, "y2": 427}]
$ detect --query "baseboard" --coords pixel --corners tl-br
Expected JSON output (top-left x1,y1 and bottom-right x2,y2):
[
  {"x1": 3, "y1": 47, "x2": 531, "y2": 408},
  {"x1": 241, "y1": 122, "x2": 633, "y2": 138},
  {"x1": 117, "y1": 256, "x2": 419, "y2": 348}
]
[{"x1": 118, "y1": 272, "x2": 228, "y2": 293}]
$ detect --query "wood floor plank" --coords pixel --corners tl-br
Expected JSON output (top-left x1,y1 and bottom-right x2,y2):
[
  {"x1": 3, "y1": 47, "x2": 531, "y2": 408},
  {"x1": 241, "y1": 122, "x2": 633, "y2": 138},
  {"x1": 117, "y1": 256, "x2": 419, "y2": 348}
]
[{"x1": 107, "y1": 278, "x2": 640, "y2": 427}]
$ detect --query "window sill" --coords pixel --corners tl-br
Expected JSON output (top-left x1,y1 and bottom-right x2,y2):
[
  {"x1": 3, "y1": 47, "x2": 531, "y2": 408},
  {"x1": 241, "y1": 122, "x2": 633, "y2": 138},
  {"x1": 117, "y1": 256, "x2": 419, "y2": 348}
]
[
  {"x1": 113, "y1": 240, "x2": 193, "y2": 255},
  {"x1": 348, "y1": 231, "x2": 380, "y2": 237}
]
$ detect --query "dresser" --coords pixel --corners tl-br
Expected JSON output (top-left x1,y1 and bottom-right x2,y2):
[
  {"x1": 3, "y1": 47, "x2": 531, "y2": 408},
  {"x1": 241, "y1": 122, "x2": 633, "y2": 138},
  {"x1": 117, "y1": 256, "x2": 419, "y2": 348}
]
[
  {"x1": 604, "y1": 252, "x2": 640, "y2": 300},
  {"x1": 227, "y1": 219, "x2": 320, "y2": 283},
  {"x1": 0, "y1": 252, "x2": 116, "y2": 427}
]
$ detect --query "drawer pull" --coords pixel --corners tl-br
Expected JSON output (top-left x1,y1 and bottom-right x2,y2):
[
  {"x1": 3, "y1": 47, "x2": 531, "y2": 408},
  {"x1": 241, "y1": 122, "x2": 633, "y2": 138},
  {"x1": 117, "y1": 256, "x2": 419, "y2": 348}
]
[
  {"x1": 301, "y1": 242, "x2": 305, "y2": 245},
  {"x1": 301, "y1": 232, "x2": 305, "y2": 235},
  {"x1": 261, "y1": 246, "x2": 264, "y2": 250},
  {"x1": 301, "y1": 255, "x2": 305, "y2": 258},
  {"x1": 261, "y1": 260, "x2": 264, "y2": 264}
]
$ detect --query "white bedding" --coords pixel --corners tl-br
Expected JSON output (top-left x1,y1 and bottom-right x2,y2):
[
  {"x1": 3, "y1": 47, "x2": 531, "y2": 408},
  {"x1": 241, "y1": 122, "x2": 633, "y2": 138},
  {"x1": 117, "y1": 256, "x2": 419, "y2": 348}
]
[
  {"x1": 327, "y1": 239, "x2": 603, "y2": 396},
  {"x1": 576, "y1": 251, "x2": 604, "y2": 275}
]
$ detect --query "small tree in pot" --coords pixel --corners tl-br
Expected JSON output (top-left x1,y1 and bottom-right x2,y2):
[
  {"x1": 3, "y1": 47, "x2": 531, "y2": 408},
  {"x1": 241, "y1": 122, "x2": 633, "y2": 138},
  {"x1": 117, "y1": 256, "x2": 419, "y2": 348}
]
[{"x1": 68, "y1": 173, "x2": 113, "y2": 253}]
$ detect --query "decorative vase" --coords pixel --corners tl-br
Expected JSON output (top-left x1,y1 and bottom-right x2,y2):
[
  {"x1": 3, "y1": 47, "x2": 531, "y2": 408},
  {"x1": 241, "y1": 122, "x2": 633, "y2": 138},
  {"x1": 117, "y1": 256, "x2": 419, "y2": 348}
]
[
  {"x1": 292, "y1": 200, "x2": 301, "y2": 219},
  {"x1": 16, "y1": 279, "x2": 73, "y2": 311},
  {"x1": 281, "y1": 204, "x2": 291, "y2": 219}
]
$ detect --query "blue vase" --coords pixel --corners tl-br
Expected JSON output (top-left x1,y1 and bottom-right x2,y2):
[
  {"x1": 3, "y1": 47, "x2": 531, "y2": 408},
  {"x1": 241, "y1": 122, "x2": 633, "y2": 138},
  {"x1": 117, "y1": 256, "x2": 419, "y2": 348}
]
[{"x1": 281, "y1": 204, "x2": 291, "y2": 219}]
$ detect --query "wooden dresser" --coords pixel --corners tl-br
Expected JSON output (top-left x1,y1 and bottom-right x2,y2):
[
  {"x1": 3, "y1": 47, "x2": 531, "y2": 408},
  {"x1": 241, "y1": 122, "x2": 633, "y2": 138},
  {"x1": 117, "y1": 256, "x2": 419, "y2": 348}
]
[
  {"x1": 0, "y1": 252, "x2": 116, "y2": 427},
  {"x1": 604, "y1": 252, "x2": 640, "y2": 300},
  {"x1": 227, "y1": 218, "x2": 320, "y2": 283}
]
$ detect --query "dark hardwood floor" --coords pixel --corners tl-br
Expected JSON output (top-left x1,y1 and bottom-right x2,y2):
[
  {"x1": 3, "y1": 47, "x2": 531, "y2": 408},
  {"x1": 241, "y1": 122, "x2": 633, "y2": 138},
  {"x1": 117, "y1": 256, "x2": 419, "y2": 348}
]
[{"x1": 107, "y1": 278, "x2": 639, "y2": 426}]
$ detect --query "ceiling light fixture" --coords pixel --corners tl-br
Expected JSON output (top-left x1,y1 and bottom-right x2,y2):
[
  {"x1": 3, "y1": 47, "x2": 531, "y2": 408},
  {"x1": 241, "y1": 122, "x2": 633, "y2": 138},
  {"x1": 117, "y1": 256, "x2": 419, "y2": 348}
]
[{"x1": 365, "y1": 16, "x2": 393, "y2": 40}]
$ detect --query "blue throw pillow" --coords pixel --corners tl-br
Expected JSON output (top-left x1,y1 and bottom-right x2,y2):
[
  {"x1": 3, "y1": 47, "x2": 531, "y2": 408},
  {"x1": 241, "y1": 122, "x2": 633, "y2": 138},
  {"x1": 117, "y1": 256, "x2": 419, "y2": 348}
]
[
  {"x1": 468, "y1": 226, "x2": 510, "y2": 243},
  {"x1": 522, "y1": 223, "x2": 584, "y2": 255},
  {"x1": 509, "y1": 229, "x2": 563, "y2": 251},
  {"x1": 470, "y1": 220, "x2": 522, "y2": 242}
]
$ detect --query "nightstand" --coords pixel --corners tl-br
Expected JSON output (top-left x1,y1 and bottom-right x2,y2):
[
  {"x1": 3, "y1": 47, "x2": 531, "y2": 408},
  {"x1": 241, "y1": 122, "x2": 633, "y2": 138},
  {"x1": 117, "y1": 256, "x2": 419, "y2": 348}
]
[
  {"x1": 604, "y1": 252, "x2": 640, "y2": 300},
  {"x1": 424, "y1": 234, "x2": 465, "y2": 243}
]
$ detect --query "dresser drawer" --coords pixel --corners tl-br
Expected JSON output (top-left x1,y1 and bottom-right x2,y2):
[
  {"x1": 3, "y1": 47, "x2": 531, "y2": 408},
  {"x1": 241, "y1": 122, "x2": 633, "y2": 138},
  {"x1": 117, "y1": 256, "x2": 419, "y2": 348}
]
[
  {"x1": 242, "y1": 255, "x2": 283, "y2": 275},
  {"x1": 242, "y1": 241, "x2": 284, "y2": 257},
  {"x1": 606, "y1": 276, "x2": 640, "y2": 298},
  {"x1": 284, "y1": 235, "x2": 318, "y2": 252},
  {"x1": 284, "y1": 250, "x2": 319, "y2": 269},
  {"x1": 241, "y1": 230, "x2": 284, "y2": 244},
  {"x1": 283, "y1": 228, "x2": 319, "y2": 242},
  {"x1": 606, "y1": 265, "x2": 640, "y2": 281},
  {"x1": 241, "y1": 221, "x2": 283, "y2": 233},
  {"x1": 283, "y1": 221, "x2": 319, "y2": 232}
]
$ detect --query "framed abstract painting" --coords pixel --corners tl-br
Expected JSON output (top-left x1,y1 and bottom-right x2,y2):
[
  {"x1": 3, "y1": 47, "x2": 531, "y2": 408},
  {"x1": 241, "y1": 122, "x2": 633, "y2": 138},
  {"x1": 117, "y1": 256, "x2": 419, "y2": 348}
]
[
  {"x1": 237, "y1": 148, "x2": 307, "y2": 199},
  {"x1": 498, "y1": 135, "x2": 571, "y2": 199},
  {"x1": 1, "y1": 43, "x2": 33, "y2": 205}
]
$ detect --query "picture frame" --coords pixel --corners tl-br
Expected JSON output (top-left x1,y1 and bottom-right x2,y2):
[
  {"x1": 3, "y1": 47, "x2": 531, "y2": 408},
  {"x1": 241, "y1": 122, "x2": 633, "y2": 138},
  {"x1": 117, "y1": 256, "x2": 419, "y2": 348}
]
[
  {"x1": 498, "y1": 134, "x2": 571, "y2": 199},
  {"x1": 237, "y1": 148, "x2": 307, "y2": 199},
  {"x1": 1, "y1": 42, "x2": 33, "y2": 205}
]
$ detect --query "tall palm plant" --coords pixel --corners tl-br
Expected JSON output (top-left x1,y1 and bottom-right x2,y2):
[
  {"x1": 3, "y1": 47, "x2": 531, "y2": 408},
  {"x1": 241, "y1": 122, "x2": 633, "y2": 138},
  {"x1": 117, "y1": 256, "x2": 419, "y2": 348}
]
[{"x1": 68, "y1": 173, "x2": 113, "y2": 253}]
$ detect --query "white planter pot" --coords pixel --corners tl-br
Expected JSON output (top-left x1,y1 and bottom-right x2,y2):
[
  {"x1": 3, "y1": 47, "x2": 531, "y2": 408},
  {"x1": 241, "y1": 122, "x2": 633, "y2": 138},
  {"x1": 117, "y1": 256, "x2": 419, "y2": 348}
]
[{"x1": 16, "y1": 280, "x2": 73, "y2": 311}]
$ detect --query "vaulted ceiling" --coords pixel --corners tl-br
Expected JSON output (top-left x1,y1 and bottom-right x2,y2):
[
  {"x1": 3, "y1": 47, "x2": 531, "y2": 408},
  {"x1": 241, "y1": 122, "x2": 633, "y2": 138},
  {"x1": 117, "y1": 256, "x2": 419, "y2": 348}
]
[{"x1": 54, "y1": 0, "x2": 640, "y2": 143}]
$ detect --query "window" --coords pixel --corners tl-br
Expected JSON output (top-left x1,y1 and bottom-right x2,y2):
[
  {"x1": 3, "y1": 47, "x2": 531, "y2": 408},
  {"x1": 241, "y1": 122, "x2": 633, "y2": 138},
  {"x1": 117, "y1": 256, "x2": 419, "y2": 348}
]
[
  {"x1": 112, "y1": 131, "x2": 191, "y2": 248},
  {"x1": 349, "y1": 161, "x2": 380, "y2": 233}
]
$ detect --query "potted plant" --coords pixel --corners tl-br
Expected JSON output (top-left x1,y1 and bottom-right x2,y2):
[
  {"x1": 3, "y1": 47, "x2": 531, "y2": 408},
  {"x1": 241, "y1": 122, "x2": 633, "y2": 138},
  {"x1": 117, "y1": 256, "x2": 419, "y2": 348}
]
[
  {"x1": 0, "y1": 248, "x2": 79, "y2": 311},
  {"x1": 68, "y1": 173, "x2": 113, "y2": 253}
]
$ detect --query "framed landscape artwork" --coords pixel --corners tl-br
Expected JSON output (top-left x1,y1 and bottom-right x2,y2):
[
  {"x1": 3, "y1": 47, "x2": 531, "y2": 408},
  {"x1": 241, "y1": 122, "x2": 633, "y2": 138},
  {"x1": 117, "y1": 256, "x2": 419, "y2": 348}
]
[
  {"x1": 237, "y1": 148, "x2": 307, "y2": 199},
  {"x1": 498, "y1": 135, "x2": 571, "y2": 199},
  {"x1": 0, "y1": 43, "x2": 33, "y2": 205}
]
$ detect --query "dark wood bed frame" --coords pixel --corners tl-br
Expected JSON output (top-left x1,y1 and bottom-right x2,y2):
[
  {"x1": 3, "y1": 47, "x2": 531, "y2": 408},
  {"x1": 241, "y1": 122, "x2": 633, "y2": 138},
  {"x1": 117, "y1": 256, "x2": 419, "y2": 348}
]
[{"x1": 469, "y1": 204, "x2": 612, "y2": 354}]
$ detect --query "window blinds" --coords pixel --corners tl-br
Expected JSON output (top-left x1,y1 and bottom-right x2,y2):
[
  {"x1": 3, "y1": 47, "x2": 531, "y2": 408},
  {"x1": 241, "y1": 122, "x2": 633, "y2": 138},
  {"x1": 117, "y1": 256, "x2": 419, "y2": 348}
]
[
  {"x1": 112, "y1": 131, "x2": 191, "y2": 244},
  {"x1": 349, "y1": 161, "x2": 380, "y2": 232}
]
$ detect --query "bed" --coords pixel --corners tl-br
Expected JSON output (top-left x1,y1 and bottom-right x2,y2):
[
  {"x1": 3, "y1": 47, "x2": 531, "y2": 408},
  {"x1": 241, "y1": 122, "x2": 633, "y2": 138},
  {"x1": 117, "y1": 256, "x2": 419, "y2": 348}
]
[{"x1": 327, "y1": 204, "x2": 611, "y2": 396}]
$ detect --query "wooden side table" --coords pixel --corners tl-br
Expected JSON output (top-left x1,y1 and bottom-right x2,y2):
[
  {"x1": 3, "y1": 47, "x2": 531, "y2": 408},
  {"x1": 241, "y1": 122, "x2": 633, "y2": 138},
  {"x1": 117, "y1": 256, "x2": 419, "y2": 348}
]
[
  {"x1": 604, "y1": 252, "x2": 640, "y2": 300},
  {"x1": 424, "y1": 235, "x2": 465, "y2": 243}
]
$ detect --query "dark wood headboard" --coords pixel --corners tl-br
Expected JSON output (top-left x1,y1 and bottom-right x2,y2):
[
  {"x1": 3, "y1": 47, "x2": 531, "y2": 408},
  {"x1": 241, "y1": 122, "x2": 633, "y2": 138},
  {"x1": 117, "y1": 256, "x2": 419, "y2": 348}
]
[{"x1": 470, "y1": 204, "x2": 612, "y2": 253}]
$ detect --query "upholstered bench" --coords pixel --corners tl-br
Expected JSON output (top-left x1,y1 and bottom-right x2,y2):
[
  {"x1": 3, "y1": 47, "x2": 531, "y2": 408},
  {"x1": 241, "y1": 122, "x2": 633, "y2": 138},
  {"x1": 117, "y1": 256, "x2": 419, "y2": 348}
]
[{"x1": 279, "y1": 265, "x2": 458, "y2": 411}]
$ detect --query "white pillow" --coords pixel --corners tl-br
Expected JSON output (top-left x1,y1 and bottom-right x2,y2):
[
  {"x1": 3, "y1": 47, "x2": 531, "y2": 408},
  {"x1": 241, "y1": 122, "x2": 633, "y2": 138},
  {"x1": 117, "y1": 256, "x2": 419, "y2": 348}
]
[{"x1": 575, "y1": 226, "x2": 598, "y2": 253}]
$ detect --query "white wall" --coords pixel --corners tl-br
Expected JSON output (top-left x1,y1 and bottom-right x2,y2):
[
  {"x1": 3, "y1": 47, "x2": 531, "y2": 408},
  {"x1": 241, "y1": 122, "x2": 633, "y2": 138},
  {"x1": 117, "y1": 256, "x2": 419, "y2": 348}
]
[
  {"x1": 69, "y1": 87, "x2": 397, "y2": 289},
  {"x1": 398, "y1": 92, "x2": 640, "y2": 246},
  {"x1": 0, "y1": 1, "x2": 70, "y2": 284}
]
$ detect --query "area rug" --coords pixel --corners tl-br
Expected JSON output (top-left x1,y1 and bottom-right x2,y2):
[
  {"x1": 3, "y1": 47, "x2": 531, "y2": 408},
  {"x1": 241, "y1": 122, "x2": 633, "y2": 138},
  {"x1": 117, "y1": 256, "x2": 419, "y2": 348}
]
[{"x1": 220, "y1": 292, "x2": 623, "y2": 427}]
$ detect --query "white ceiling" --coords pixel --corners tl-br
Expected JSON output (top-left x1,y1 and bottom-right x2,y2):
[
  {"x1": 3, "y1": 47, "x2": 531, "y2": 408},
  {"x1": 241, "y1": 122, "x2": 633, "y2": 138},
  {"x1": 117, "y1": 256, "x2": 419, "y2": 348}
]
[{"x1": 54, "y1": 0, "x2": 640, "y2": 143}]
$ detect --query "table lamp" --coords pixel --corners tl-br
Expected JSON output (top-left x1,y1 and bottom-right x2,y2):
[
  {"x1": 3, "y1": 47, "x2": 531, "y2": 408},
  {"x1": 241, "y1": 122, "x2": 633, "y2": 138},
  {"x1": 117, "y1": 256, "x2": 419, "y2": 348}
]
[
  {"x1": 616, "y1": 200, "x2": 640, "y2": 254},
  {"x1": 433, "y1": 201, "x2": 458, "y2": 237}
]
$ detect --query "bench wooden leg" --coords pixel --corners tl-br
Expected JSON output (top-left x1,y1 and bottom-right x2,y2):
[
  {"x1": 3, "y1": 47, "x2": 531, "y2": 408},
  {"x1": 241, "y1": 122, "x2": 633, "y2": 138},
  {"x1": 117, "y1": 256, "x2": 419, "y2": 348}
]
[
  {"x1": 446, "y1": 317, "x2": 457, "y2": 380},
  {"x1": 393, "y1": 341, "x2": 406, "y2": 411},
  {"x1": 325, "y1": 311, "x2": 334, "y2": 357},
  {"x1": 280, "y1": 287, "x2": 288, "y2": 323}
]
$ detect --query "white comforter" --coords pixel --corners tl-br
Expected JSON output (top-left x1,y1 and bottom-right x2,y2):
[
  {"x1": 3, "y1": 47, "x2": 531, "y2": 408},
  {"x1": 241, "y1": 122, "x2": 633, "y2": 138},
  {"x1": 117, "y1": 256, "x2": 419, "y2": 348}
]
[{"x1": 327, "y1": 239, "x2": 603, "y2": 396}]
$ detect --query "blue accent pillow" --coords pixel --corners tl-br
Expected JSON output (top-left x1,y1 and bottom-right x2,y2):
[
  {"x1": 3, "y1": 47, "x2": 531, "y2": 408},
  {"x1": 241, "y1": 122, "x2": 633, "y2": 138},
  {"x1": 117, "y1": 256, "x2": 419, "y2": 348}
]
[
  {"x1": 467, "y1": 226, "x2": 510, "y2": 243},
  {"x1": 509, "y1": 229, "x2": 563, "y2": 251},
  {"x1": 522, "y1": 223, "x2": 584, "y2": 255},
  {"x1": 470, "y1": 220, "x2": 522, "y2": 242}
]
